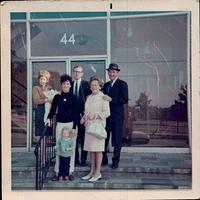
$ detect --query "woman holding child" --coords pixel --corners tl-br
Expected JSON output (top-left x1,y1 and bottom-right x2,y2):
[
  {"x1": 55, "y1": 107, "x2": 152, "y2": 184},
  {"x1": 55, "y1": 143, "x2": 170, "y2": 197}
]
[
  {"x1": 81, "y1": 76, "x2": 110, "y2": 182},
  {"x1": 33, "y1": 70, "x2": 52, "y2": 138}
]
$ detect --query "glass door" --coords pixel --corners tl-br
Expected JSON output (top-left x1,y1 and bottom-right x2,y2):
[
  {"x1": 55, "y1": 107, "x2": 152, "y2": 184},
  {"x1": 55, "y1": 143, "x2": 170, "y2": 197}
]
[{"x1": 31, "y1": 61, "x2": 67, "y2": 147}]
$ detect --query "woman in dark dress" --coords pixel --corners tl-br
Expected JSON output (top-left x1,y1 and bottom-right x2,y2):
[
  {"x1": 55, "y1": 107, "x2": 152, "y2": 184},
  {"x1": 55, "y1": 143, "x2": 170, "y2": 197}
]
[{"x1": 33, "y1": 70, "x2": 52, "y2": 138}]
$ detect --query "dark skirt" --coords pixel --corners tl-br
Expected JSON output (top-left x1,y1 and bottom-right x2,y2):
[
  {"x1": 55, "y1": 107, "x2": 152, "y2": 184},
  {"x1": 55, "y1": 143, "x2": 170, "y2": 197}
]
[{"x1": 35, "y1": 104, "x2": 45, "y2": 136}]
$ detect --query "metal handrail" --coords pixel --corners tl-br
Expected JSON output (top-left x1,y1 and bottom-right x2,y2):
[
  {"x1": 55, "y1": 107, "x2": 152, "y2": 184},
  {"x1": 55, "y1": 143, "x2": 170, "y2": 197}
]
[{"x1": 34, "y1": 124, "x2": 56, "y2": 190}]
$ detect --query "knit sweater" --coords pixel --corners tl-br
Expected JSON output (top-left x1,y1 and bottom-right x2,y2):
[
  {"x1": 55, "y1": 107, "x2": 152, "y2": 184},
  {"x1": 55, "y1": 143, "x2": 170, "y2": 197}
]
[
  {"x1": 47, "y1": 91, "x2": 78, "y2": 129},
  {"x1": 56, "y1": 138, "x2": 74, "y2": 157}
]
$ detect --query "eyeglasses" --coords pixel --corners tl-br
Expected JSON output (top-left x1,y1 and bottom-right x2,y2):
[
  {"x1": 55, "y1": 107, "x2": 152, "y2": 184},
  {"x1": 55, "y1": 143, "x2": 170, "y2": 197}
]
[{"x1": 73, "y1": 71, "x2": 83, "y2": 73}]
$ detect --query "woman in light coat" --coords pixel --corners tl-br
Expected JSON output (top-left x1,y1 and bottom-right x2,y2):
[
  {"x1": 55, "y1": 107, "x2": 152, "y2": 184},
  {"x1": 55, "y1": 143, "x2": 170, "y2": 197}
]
[{"x1": 81, "y1": 76, "x2": 110, "y2": 182}]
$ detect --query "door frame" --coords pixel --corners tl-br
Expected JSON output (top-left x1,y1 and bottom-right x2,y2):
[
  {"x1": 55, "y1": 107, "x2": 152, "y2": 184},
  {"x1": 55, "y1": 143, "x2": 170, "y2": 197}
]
[
  {"x1": 28, "y1": 58, "x2": 69, "y2": 151},
  {"x1": 28, "y1": 57, "x2": 108, "y2": 151}
]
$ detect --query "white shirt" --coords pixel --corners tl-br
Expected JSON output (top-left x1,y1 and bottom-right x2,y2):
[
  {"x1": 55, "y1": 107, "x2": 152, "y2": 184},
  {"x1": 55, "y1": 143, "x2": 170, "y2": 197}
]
[
  {"x1": 73, "y1": 78, "x2": 81, "y2": 95},
  {"x1": 111, "y1": 77, "x2": 118, "y2": 87}
]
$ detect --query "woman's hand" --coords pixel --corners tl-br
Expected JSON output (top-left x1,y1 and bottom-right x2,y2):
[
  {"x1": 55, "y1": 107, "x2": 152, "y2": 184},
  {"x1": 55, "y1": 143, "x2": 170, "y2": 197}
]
[
  {"x1": 88, "y1": 113, "x2": 96, "y2": 120},
  {"x1": 103, "y1": 95, "x2": 112, "y2": 102}
]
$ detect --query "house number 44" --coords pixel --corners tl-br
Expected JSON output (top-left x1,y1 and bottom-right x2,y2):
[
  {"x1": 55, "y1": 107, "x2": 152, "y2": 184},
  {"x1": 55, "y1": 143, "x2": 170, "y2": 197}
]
[{"x1": 60, "y1": 33, "x2": 75, "y2": 45}]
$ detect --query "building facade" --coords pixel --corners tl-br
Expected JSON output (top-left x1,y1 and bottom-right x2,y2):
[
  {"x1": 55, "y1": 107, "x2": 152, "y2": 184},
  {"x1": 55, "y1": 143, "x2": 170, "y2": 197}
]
[{"x1": 11, "y1": 11, "x2": 191, "y2": 152}]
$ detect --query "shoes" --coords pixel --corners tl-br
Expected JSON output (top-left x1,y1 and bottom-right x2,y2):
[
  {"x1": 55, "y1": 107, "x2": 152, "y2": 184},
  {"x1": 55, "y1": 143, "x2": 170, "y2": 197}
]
[
  {"x1": 111, "y1": 163, "x2": 118, "y2": 169},
  {"x1": 63, "y1": 176, "x2": 69, "y2": 181},
  {"x1": 102, "y1": 155, "x2": 108, "y2": 166},
  {"x1": 68, "y1": 174, "x2": 74, "y2": 181},
  {"x1": 80, "y1": 161, "x2": 87, "y2": 166},
  {"x1": 122, "y1": 137, "x2": 132, "y2": 143},
  {"x1": 81, "y1": 173, "x2": 93, "y2": 180},
  {"x1": 75, "y1": 160, "x2": 80, "y2": 166},
  {"x1": 58, "y1": 176, "x2": 63, "y2": 181},
  {"x1": 51, "y1": 175, "x2": 59, "y2": 181},
  {"x1": 89, "y1": 174, "x2": 102, "y2": 182}
]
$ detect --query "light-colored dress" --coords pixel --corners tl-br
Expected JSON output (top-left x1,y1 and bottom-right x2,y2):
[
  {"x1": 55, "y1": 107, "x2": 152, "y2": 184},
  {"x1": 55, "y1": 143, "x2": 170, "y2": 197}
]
[
  {"x1": 83, "y1": 91, "x2": 110, "y2": 152},
  {"x1": 43, "y1": 89, "x2": 59, "y2": 122}
]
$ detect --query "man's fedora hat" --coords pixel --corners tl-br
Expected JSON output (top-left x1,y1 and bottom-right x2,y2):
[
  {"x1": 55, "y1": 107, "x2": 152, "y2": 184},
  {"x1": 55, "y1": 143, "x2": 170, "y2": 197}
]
[{"x1": 106, "y1": 63, "x2": 120, "y2": 71}]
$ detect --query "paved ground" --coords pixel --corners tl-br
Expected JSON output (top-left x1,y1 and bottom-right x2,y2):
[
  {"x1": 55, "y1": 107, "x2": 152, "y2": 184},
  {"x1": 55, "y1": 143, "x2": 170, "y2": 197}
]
[{"x1": 12, "y1": 151, "x2": 192, "y2": 190}]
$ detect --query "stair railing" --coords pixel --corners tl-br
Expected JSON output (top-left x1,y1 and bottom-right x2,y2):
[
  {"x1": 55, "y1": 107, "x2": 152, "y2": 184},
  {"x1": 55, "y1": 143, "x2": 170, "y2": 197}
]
[{"x1": 34, "y1": 124, "x2": 56, "y2": 190}]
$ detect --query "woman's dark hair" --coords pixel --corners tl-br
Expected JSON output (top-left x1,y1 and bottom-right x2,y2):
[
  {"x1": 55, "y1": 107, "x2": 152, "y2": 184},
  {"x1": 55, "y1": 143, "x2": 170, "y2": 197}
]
[
  {"x1": 60, "y1": 74, "x2": 72, "y2": 85},
  {"x1": 89, "y1": 76, "x2": 103, "y2": 88}
]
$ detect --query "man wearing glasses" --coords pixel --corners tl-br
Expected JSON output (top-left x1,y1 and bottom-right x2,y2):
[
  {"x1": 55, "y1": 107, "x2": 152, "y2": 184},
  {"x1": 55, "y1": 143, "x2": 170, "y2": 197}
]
[{"x1": 71, "y1": 65, "x2": 91, "y2": 166}]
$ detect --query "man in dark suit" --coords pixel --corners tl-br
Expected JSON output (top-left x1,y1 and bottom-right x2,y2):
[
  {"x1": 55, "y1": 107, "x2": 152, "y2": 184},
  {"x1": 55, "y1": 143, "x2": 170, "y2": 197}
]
[
  {"x1": 102, "y1": 63, "x2": 128, "y2": 168},
  {"x1": 71, "y1": 65, "x2": 91, "y2": 166}
]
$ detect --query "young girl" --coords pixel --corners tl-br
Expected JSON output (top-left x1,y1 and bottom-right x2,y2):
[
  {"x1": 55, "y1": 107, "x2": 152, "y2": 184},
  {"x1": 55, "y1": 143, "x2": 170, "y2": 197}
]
[{"x1": 56, "y1": 127, "x2": 74, "y2": 181}]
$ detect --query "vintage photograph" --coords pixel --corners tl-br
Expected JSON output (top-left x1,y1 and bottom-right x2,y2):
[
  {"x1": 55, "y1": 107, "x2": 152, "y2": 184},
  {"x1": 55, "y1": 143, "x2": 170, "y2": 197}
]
[{"x1": 1, "y1": 0, "x2": 199, "y2": 200}]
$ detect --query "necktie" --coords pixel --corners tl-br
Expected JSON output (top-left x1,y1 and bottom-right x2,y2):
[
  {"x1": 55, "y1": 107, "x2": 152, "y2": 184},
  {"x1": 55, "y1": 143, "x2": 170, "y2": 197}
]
[
  {"x1": 107, "y1": 81, "x2": 113, "y2": 94},
  {"x1": 75, "y1": 81, "x2": 79, "y2": 97}
]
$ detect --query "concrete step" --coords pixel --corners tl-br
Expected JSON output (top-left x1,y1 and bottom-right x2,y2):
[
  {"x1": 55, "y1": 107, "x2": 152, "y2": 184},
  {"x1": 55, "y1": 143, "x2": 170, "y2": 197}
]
[
  {"x1": 12, "y1": 170, "x2": 191, "y2": 190},
  {"x1": 43, "y1": 172, "x2": 191, "y2": 190},
  {"x1": 12, "y1": 178, "x2": 35, "y2": 190},
  {"x1": 12, "y1": 152, "x2": 192, "y2": 190}
]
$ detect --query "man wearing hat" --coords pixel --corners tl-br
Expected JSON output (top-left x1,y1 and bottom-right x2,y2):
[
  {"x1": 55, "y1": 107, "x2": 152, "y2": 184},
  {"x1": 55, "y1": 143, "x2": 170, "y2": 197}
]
[{"x1": 102, "y1": 63, "x2": 129, "y2": 168}]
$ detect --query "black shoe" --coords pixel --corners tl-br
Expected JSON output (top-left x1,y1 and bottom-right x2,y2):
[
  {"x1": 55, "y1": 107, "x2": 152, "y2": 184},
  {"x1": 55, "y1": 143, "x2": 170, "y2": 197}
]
[
  {"x1": 52, "y1": 175, "x2": 59, "y2": 181},
  {"x1": 111, "y1": 163, "x2": 118, "y2": 169},
  {"x1": 101, "y1": 159, "x2": 108, "y2": 166},
  {"x1": 75, "y1": 160, "x2": 80, "y2": 166},
  {"x1": 80, "y1": 161, "x2": 87, "y2": 166},
  {"x1": 68, "y1": 174, "x2": 74, "y2": 181}
]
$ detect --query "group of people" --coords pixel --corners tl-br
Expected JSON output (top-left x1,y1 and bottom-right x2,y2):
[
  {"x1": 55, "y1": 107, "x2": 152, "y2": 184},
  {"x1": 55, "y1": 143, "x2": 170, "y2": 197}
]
[{"x1": 33, "y1": 63, "x2": 128, "y2": 182}]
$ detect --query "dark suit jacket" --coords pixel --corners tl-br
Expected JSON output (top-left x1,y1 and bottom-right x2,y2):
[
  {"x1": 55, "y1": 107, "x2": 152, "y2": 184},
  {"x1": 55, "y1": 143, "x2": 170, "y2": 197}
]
[
  {"x1": 70, "y1": 79, "x2": 91, "y2": 115},
  {"x1": 103, "y1": 78, "x2": 128, "y2": 122}
]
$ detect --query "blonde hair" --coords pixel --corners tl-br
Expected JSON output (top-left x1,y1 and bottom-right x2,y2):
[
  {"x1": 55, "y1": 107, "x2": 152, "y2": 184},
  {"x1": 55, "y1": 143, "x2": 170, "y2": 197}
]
[
  {"x1": 61, "y1": 127, "x2": 71, "y2": 137},
  {"x1": 89, "y1": 76, "x2": 103, "y2": 88},
  {"x1": 38, "y1": 70, "x2": 51, "y2": 81}
]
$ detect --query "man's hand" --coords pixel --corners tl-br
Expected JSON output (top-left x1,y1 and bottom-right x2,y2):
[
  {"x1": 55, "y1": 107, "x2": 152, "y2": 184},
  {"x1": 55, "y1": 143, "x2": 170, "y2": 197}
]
[{"x1": 103, "y1": 95, "x2": 112, "y2": 102}]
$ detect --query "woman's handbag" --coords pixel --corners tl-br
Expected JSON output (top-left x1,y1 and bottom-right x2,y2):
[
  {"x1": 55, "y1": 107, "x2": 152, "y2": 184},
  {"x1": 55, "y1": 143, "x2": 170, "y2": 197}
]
[{"x1": 86, "y1": 122, "x2": 107, "y2": 139}]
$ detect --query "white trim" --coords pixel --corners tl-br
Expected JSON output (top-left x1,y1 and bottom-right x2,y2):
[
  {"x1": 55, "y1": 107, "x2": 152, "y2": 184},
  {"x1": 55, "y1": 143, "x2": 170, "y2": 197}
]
[
  {"x1": 106, "y1": 11, "x2": 111, "y2": 81},
  {"x1": 66, "y1": 59, "x2": 70, "y2": 75},
  {"x1": 27, "y1": 12, "x2": 31, "y2": 151},
  {"x1": 187, "y1": 12, "x2": 192, "y2": 152},
  {"x1": 30, "y1": 55, "x2": 108, "y2": 60},
  {"x1": 11, "y1": 20, "x2": 26, "y2": 23},
  {"x1": 121, "y1": 147, "x2": 190, "y2": 153},
  {"x1": 29, "y1": 17, "x2": 107, "y2": 23},
  {"x1": 109, "y1": 11, "x2": 189, "y2": 19}
]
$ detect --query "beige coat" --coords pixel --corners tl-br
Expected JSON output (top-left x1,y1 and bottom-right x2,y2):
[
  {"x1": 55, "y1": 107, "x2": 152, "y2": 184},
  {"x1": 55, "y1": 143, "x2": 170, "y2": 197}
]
[{"x1": 84, "y1": 91, "x2": 110, "y2": 152}]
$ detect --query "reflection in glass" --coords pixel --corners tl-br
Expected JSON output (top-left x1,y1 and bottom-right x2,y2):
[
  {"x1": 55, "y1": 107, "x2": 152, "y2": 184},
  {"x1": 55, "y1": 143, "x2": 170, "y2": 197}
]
[
  {"x1": 11, "y1": 22, "x2": 27, "y2": 147},
  {"x1": 71, "y1": 60, "x2": 106, "y2": 83},
  {"x1": 30, "y1": 20, "x2": 107, "y2": 56},
  {"x1": 111, "y1": 15, "x2": 189, "y2": 147}
]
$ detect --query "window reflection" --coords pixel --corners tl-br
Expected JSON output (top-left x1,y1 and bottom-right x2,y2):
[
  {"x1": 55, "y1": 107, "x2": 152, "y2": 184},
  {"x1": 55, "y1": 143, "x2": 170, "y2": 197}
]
[
  {"x1": 11, "y1": 22, "x2": 27, "y2": 147},
  {"x1": 111, "y1": 15, "x2": 189, "y2": 147},
  {"x1": 30, "y1": 20, "x2": 107, "y2": 56}
]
